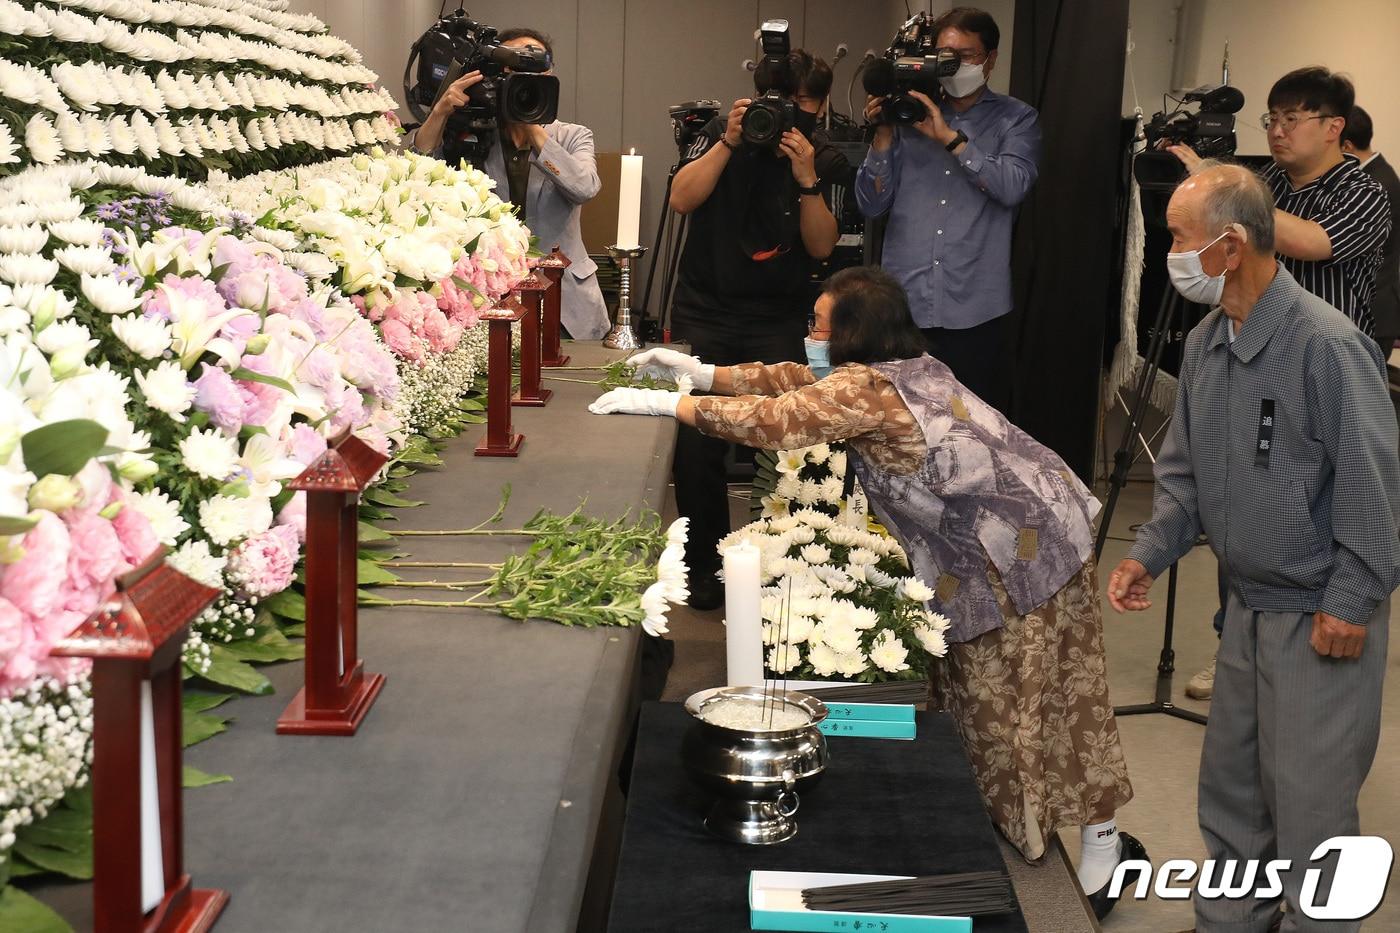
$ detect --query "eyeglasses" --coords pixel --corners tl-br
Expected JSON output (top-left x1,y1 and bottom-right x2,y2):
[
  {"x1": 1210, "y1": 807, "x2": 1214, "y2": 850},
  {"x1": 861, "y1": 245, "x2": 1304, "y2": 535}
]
[
  {"x1": 1259, "y1": 111, "x2": 1338, "y2": 133},
  {"x1": 936, "y1": 46, "x2": 988, "y2": 65}
]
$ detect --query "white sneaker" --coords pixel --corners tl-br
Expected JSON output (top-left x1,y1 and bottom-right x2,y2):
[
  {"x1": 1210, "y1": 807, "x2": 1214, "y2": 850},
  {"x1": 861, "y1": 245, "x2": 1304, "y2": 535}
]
[{"x1": 1186, "y1": 655, "x2": 1216, "y2": 700}]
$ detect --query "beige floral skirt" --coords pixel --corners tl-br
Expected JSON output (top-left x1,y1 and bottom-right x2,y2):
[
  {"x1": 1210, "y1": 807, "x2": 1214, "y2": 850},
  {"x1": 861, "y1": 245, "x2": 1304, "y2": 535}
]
[{"x1": 932, "y1": 558, "x2": 1134, "y2": 862}]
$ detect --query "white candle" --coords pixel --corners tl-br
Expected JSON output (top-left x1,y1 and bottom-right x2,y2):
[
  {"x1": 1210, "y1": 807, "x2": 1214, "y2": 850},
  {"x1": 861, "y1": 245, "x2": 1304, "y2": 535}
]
[
  {"x1": 139, "y1": 682, "x2": 165, "y2": 913},
  {"x1": 615, "y1": 148, "x2": 643, "y2": 249},
  {"x1": 723, "y1": 539, "x2": 764, "y2": 687}
]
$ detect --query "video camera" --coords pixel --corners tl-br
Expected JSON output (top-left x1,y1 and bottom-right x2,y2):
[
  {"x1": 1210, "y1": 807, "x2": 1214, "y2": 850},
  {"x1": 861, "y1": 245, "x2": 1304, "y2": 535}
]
[
  {"x1": 1135, "y1": 84, "x2": 1243, "y2": 191},
  {"x1": 862, "y1": 12, "x2": 960, "y2": 124},
  {"x1": 670, "y1": 100, "x2": 722, "y2": 158},
  {"x1": 404, "y1": 10, "x2": 561, "y2": 165},
  {"x1": 740, "y1": 19, "x2": 804, "y2": 149}
]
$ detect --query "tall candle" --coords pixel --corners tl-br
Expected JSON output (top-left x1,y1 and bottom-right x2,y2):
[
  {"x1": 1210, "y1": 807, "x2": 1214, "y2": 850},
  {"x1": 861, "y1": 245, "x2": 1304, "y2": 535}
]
[
  {"x1": 139, "y1": 682, "x2": 165, "y2": 913},
  {"x1": 616, "y1": 148, "x2": 643, "y2": 249},
  {"x1": 723, "y1": 539, "x2": 764, "y2": 687}
]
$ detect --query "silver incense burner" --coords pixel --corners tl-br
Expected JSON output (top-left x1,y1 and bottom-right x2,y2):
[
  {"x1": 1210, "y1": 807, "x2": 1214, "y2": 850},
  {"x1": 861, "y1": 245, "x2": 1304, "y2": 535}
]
[{"x1": 681, "y1": 686, "x2": 829, "y2": 845}]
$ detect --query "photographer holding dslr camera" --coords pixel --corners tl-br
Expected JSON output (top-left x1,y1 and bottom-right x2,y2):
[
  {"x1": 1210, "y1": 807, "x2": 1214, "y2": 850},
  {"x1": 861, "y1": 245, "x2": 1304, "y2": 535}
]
[
  {"x1": 857, "y1": 6, "x2": 1039, "y2": 412},
  {"x1": 667, "y1": 20, "x2": 847, "y2": 607},
  {"x1": 412, "y1": 22, "x2": 609, "y2": 340}
]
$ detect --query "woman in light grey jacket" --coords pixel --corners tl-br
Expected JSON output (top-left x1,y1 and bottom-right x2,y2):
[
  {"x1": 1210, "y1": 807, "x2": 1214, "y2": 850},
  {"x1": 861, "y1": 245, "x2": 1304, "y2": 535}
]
[{"x1": 414, "y1": 28, "x2": 610, "y2": 339}]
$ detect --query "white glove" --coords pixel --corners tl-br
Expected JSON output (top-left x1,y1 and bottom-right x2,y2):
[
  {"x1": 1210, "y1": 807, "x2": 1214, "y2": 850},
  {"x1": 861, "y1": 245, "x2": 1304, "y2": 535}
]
[
  {"x1": 628, "y1": 347, "x2": 714, "y2": 391},
  {"x1": 588, "y1": 387, "x2": 682, "y2": 417}
]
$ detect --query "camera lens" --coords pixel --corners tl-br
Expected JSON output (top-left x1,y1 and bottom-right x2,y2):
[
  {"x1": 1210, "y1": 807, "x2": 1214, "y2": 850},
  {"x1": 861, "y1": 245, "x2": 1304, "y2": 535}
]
[{"x1": 499, "y1": 74, "x2": 560, "y2": 125}]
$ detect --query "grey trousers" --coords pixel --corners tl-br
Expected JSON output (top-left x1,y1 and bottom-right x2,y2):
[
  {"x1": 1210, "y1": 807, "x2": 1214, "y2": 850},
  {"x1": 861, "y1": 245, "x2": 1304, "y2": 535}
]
[{"x1": 1195, "y1": 590, "x2": 1389, "y2": 932}]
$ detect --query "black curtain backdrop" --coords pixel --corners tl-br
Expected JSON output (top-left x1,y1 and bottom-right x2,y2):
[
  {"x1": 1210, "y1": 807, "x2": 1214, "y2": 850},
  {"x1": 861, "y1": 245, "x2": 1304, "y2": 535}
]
[{"x1": 1007, "y1": 0, "x2": 1130, "y2": 481}]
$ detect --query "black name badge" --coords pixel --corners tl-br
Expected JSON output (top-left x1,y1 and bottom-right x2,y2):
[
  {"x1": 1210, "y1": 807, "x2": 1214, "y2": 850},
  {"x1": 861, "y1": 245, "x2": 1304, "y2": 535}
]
[{"x1": 1255, "y1": 399, "x2": 1275, "y2": 468}]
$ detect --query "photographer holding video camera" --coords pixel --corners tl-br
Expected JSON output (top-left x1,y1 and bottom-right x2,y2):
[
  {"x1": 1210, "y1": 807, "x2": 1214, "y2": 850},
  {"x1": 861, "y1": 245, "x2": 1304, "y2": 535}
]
[
  {"x1": 667, "y1": 20, "x2": 847, "y2": 607},
  {"x1": 409, "y1": 16, "x2": 609, "y2": 339},
  {"x1": 856, "y1": 6, "x2": 1039, "y2": 412}
]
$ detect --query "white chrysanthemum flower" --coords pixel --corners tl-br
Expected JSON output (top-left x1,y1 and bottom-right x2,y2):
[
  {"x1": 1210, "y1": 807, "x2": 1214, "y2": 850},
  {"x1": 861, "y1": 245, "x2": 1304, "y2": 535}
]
[
  {"x1": 795, "y1": 480, "x2": 825, "y2": 506},
  {"x1": 0, "y1": 254, "x2": 58, "y2": 286},
  {"x1": 819, "y1": 475, "x2": 846, "y2": 503},
  {"x1": 835, "y1": 649, "x2": 870, "y2": 678},
  {"x1": 869, "y1": 630, "x2": 911, "y2": 673},
  {"x1": 807, "y1": 642, "x2": 840, "y2": 677},
  {"x1": 198, "y1": 494, "x2": 273, "y2": 548},
  {"x1": 175, "y1": 121, "x2": 202, "y2": 157},
  {"x1": 153, "y1": 116, "x2": 183, "y2": 155},
  {"x1": 34, "y1": 319, "x2": 93, "y2": 357},
  {"x1": 81, "y1": 114, "x2": 112, "y2": 156},
  {"x1": 805, "y1": 443, "x2": 832, "y2": 464},
  {"x1": 178, "y1": 426, "x2": 239, "y2": 481},
  {"x1": 767, "y1": 514, "x2": 800, "y2": 534},
  {"x1": 38, "y1": 197, "x2": 83, "y2": 224},
  {"x1": 134, "y1": 360, "x2": 195, "y2": 421},
  {"x1": 845, "y1": 604, "x2": 881, "y2": 631},
  {"x1": 106, "y1": 116, "x2": 138, "y2": 155},
  {"x1": 799, "y1": 543, "x2": 832, "y2": 565},
  {"x1": 23, "y1": 114, "x2": 63, "y2": 164},
  {"x1": 899, "y1": 577, "x2": 935, "y2": 603},
  {"x1": 53, "y1": 244, "x2": 115, "y2": 277},
  {"x1": 656, "y1": 544, "x2": 689, "y2": 606},
  {"x1": 110, "y1": 313, "x2": 172, "y2": 359},
  {"x1": 847, "y1": 547, "x2": 879, "y2": 567},
  {"x1": 793, "y1": 507, "x2": 835, "y2": 530},
  {"x1": 913, "y1": 618, "x2": 949, "y2": 657},
  {"x1": 129, "y1": 488, "x2": 189, "y2": 547},
  {"x1": 640, "y1": 581, "x2": 670, "y2": 637},
  {"x1": 46, "y1": 219, "x2": 103, "y2": 246},
  {"x1": 0, "y1": 224, "x2": 48, "y2": 255},
  {"x1": 167, "y1": 539, "x2": 226, "y2": 588},
  {"x1": 54, "y1": 112, "x2": 85, "y2": 152},
  {"x1": 0, "y1": 121, "x2": 17, "y2": 165},
  {"x1": 774, "y1": 473, "x2": 802, "y2": 500},
  {"x1": 79, "y1": 274, "x2": 142, "y2": 315},
  {"x1": 866, "y1": 565, "x2": 900, "y2": 589},
  {"x1": 828, "y1": 449, "x2": 848, "y2": 477},
  {"x1": 787, "y1": 524, "x2": 815, "y2": 546},
  {"x1": 813, "y1": 618, "x2": 861, "y2": 655},
  {"x1": 767, "y1": 642, "x2": 802, "y2": 674}
]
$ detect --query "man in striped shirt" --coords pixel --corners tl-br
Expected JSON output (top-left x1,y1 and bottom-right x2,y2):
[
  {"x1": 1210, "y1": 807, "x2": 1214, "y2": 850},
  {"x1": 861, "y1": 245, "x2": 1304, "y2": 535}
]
[{"x1": 1171, "y1": 68, "x2": 1391, "y2": 343}]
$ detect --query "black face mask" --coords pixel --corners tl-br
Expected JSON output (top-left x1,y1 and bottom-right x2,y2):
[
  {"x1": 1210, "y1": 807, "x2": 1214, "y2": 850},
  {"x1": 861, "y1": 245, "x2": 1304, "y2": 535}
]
[{"x1": 794, "y1": 108, "x2": 818, "y2": 138}]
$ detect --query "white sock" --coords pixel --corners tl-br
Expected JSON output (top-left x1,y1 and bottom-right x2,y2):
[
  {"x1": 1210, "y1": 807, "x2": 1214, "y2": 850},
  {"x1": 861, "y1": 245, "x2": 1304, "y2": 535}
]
[{"x1": 1077, "y1": 819, "x2": 1121, "y2": 893}]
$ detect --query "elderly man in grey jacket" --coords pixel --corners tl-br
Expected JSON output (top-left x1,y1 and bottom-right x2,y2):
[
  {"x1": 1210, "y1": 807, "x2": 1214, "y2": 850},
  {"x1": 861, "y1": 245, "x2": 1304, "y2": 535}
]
[
  {"x1": 1109, "y1": 162, "x2": 1400, "y2": 932},
  {"x1": 414, "y1": 27, "x2": 610, "y2": 340}
]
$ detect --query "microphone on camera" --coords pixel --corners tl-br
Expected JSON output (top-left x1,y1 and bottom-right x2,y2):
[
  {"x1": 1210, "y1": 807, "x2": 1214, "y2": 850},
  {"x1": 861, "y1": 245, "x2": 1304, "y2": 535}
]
[
  {"x1": 863, "y1": 57, "x2": 895, "y2": 97},
  {"x1": 742, "y1": 58, "x2": 758, "y2": 72},
  {"x1": 832, "y1": 43, "x2": 848, "y2": 65}
]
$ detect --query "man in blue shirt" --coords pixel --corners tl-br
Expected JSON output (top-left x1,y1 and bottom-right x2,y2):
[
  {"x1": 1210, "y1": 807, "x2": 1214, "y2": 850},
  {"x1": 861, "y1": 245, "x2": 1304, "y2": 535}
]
[{"x1": 856, "y1": 7, "x2": 1040, "y2": 412}]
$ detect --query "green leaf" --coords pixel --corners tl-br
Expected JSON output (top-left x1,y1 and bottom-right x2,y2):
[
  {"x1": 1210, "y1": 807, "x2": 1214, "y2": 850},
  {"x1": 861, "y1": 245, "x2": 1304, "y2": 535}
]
[
  {"x1": 356, "y1": 558, "x2": 400, "y2": 585},
  {"x1": 0, "y1": 514, "x2": 38, "y2": 535},
  {"x1": 220, "y1": 638, "x2": 304, "y2": 663},
  {"x1": 282, "y1": 622, "x2": 306, "y2": 638},
  {"x1": 183, "y1": 706, "x2": 230, "y2": 748},
  {"x1": 394, "y1": 446, "x2": 443, "y2": 466},
  {"x1": 357, "y1": 504, "x2": 391, "y2": 520},
  {"x1": 182, "y1": 691, "x2": 234, "y2": 714},
  {"x1": 229, "y1": 367, "x2": 295, "y2": 395},
  {"x1": 20, "y1": 420, "x2": 109, "y2": 479},
  {"x1": 62, "y1": 785, "x2": 91, "y2": 817},
  {"x1": 12, "y1": 838, "x2": 91, "y2": 880},
  {"x1": 358, "y1": 521, "x2": 393, "y2": 543},
  {"x1": 363, "y1": 488, "x2": 424, "y2": 508},
  {"x1": 0, "y1": 886, "x2": 72, "y2": 933},
  {"x1": 182, "y1": 765, "x2": 233, "y2": 788},
  {"x1": 197, "y1": 646, "x2": 273, "y2": 695},
  {"x1": 261, "y1": 588, "x2": 305, "y2": 621}
]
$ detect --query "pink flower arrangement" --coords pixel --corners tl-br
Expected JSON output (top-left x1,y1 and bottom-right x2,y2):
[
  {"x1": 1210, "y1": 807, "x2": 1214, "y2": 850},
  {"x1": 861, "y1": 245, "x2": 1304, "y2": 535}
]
[
  {"x1": 226, "y1": 525, "x2": 301, "y2": 599},
  {"x1": 0, "y1": 479, "x2": 159, "y2": 697}
]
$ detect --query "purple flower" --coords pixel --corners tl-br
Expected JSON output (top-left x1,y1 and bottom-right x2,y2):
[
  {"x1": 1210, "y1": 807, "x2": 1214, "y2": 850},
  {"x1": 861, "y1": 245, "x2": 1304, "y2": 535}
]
[
  {"x1": 192, "y1": 363, "x2": 245, "y2": 433},
  {"x1": 288, "y1": 425, "x2": 328, "y2": 467}
]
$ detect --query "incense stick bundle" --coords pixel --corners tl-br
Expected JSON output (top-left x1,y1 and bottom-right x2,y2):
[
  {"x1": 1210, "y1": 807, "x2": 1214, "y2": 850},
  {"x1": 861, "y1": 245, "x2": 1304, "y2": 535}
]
[
  {"x1": 800, "y1": 680, "x2": 930, "y2": 705},
  {"x1": 800, "y1": 870, "x2": 1016, "y2": 917}
]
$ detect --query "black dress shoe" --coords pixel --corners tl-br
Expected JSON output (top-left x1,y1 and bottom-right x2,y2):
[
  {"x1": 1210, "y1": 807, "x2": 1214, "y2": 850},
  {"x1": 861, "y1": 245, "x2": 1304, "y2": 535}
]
[
  {"x1": 1086, "y1": 831, "x2": 1149, "y2": 920},
  {"x1": 688, "y1": 573, "x2": 724, "y2": 611}
]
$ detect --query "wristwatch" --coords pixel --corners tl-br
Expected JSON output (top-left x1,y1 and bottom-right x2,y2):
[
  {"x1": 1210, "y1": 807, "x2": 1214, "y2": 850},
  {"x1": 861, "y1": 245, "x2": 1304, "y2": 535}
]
[
  {"x1": 946, "y1": 129, "x2": 968, "y2": 151},
  {"x1": 797, "y1": 182, "x2": 822, "y2": 196}
]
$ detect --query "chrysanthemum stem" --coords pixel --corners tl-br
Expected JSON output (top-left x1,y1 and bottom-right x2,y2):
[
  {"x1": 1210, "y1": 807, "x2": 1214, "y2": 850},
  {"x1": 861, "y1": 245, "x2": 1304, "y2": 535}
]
[
  {"x1": 375, "y1": 579, "x2": 493, "y2": 589},
  {"x1": 382, "y1": 561, "x2": 501, "y2": 569}
]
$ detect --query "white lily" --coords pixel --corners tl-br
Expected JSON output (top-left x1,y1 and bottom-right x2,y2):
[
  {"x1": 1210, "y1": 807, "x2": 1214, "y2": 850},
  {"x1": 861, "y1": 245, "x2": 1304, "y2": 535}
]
[{"x1": 164, "y1": 285, "x2": 255, "y2": 370}]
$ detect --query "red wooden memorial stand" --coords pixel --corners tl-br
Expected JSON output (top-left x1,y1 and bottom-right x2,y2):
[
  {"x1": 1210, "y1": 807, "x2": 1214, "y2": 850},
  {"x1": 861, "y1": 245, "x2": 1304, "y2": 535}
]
[
  {"x1": 511, "y1": 272, "x2": 551, "y2": 407},
  {"x1": 277, "y1": 432, "x2": 388, "y2": 735},
  {"x1": 53, "y1": 552, "x2": 227, "y2": 933},
  {"x1": 475, "y1": 299, "x2": 528, "y2": 457},
  {"x1": 537, "y1": 247, "x2": 571, "y2": 367}
]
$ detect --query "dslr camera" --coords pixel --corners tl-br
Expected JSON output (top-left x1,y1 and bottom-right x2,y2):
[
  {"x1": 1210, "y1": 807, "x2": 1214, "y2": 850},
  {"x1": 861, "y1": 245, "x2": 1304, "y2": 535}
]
[
  {"x1": 863, "y1": 12, "x2": 961, "y2": 124},
  {"x1": 405, "y1": 10, "x2": 561, "y2": 164},
  {"x1": 1135, "y1": 84, "x2": 1243, "y2": 191},
  {"x1": 741, "y1": 19, "x2": 797, "y2": 148}
]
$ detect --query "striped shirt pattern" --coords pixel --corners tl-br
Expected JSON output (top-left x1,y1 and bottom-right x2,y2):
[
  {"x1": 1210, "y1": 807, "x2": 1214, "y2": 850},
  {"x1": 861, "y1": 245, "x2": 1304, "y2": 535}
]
[{"x1": 1261, "y1": 159, "x2": 1392, "y2": 336}]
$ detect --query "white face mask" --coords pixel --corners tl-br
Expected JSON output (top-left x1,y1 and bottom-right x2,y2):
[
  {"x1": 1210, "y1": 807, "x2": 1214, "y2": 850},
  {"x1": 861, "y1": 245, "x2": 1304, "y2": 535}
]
[
  {"x1": 1166, "y1": 228, "x2": 1233, "y2": 306},
  {"x1": 939, "y1": 60, "x2": 987, "y2": 99}
]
